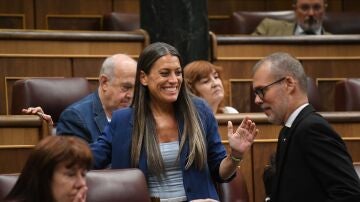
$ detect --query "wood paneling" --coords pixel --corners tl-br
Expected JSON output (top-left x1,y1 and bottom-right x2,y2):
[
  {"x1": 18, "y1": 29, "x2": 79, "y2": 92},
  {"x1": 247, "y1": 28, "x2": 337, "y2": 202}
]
[
  {"x1": 216, "y1": 112, "x2": 360, "y2": 202},
  {"x1": 73, "y1": 58, "x2": 105, "y2": 77},
  {"x1": 265, "y1": 0, "x2": 292, "y2": 10},
  {"x1": 46, "y1": 14, "x2": 103, "y2": 30},
  {"x1": 34, "y1": 0, "x2": 112, "y2": 29},
  {"x1": 0, "y1": 14, "x2": 25, "y2": 29},
  {"x1": 211, "y1": 35, "x2": 360, "y2": 112},
  {"x1": 113, "y1": 0, "x2": 140, "y2": 13},
  {"x1": 0, "y1": 0, "x2": 34, "y2": 29},
  {"x1": 0, "y1": 115, "x2": 51, "y2": 174},
  {"x1": 208, "y1": 0, "x2": 266, "y2": 16},
  {"x1": 343, "y1": 0, "x2": 360, "y2": 11}
]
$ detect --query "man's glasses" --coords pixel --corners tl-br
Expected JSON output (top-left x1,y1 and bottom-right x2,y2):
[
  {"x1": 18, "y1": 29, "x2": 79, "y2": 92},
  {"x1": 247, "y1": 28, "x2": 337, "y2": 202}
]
[{"x1": 254, "y1": 77, "x2": 286, "y2": 100}]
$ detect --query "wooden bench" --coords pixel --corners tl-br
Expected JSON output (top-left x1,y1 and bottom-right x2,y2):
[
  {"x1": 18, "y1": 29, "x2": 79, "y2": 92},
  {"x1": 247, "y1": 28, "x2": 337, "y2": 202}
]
[{"x1": 0, "y1": 115, "x2": 51, "y2": 174}]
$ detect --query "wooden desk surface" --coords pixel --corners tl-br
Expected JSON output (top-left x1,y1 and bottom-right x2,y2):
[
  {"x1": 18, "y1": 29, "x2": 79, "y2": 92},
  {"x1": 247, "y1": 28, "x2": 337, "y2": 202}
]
[
  {"x1": 0, "y1": 29, "x2": 149, "y2": 57},
  {"x1": 0, "y1": 115, "x2": 51, "y2": 174}
]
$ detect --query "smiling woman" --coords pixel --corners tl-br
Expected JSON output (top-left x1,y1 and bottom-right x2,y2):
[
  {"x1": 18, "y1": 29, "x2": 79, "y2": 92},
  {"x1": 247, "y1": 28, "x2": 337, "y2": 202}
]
[
  {"x1": 90, "y1": 42, "x2": 258, "y2": 201},
  {"x1": 5, "y1": 136, "x2": 92, "y2": 202}
]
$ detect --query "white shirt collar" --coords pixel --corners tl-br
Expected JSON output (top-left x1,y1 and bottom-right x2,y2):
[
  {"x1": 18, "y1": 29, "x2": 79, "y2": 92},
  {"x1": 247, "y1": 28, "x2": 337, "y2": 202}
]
[
  {"x1": 285, "y1": 103, "x2": 309, "y2": 128},
  {"x1": 294, "y1": 25, "x2": 322, "y2": 35}
]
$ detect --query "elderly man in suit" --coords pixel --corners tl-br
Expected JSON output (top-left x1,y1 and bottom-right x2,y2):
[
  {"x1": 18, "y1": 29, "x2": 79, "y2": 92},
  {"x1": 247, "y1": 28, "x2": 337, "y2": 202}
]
[
  {"x1": 23, "y1": 54, "x2": 137, "y2": 143},
  {"x1": 252, "y1": 52, "x2": 360, "y2": 202},
  {"x1": 252, "y1": 0, "x2": 330, "y2": 36},
  {"x1": 55, "y1": 54, "x2": 137, "y2": 143}
]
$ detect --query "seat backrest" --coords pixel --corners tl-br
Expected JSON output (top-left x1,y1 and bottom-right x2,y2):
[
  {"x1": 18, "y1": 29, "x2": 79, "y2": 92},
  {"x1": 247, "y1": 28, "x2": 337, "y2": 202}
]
[
  {"x1": 334, "y1": 78, "x2": 360, "y2": 111},
  {"x1": 230, "y1": 10, "x2": 295, "y2": 34},
  {"x1": 103, "y1": 12, "x2": 140, "y2": 31},
  {"x1": 323, "y1": 12, "x2": 360, "y2": 34},
  {"x1": 0, "y1": 174, "x2": 18, "y2": 199},
  {"x1": 217, "y1": 168, "x2": 249, "y2": 202},
  {"x1": 11, "y1": 78, "x2": 91, "y2": 124},
  {"x1": 86, "y1": 169, "x2": 151, "y2": 202},
  {"x1": 354, "y1": 163, "x2": 360, "y2": 178},
  {"x1": 0, "y1": 169, "x2": 151, "y2": 202},
  {"x1": 306, "y1": 77, "x2": 322, "y2": 111}
]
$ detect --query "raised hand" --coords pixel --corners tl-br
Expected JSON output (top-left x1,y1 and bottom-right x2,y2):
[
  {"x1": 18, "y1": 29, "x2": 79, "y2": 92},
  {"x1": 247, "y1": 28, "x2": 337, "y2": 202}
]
[{"x1": 227, "y1": 117, "x2": 258, "y2": 158}]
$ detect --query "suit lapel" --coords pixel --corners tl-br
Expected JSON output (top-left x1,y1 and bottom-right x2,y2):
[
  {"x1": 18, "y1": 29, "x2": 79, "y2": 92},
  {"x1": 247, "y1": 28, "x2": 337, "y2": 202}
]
[
  {"x1": 272, "y1": 105, "x2": 316, "y2": 200},
  {"x1": 93, "y1": 90, "x2": 108, "y2": 134}
]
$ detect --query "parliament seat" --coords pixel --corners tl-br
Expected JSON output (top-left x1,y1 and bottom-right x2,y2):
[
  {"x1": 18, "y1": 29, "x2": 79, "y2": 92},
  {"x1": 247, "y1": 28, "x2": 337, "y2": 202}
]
[
  {"x1": 354, "y1": 163, "x2": 360, "y2": 178},
  {"x1": 103, "y1": 12, "x2": 140, "y2": 31},
  {"x1": 334, "y1": 78, "x2": 360, "y2": 111},
  {"x1": 229, "y1": 10, "x2": 360, "y2": 34},
  {"x1": 323, "y1": 12, "x2": 360, "y2": 34},
  {"x1": 230, "y1": 10, "x2": 294, "y2": 34},
  {"x1": 0, "y1": 169, "x2": 151, "y2": 202},
  {"x1": 217, "y1": 168, "x2": 249, "y2": 202},
  {"x1": 11, "y1": 78, "x2": 91, "y2": 124},
  {"x1": 306, "y1": 77, "x2": 322, "y2": 111},
  {"x1": 0, "y1": 174, "x2": 17, "y2": 199}
]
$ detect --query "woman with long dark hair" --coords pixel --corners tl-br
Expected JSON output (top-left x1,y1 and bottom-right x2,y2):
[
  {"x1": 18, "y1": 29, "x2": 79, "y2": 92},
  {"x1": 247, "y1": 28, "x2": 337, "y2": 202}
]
[{"x1": 91, "y1": 42, "x2": 258, "y2": 201}]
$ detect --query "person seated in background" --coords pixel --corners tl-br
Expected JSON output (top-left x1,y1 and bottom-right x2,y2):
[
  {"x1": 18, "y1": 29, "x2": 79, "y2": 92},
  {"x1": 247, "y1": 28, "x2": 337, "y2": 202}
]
[
  {"x1": 90, "y1": 42, "x2": 258, "y2": 201},
  {"x1": 252, "y1": 0, "x2": 330, "y2": 36},
  {"x1": 5, "y1": 136, "x2": 92, "y2": 202},
  {"x1": 22, "y1": 53, "x2": 137, "y2": 143},
  {"x1": 184, "y1": 60, "x2": 239, "y2": 114}
]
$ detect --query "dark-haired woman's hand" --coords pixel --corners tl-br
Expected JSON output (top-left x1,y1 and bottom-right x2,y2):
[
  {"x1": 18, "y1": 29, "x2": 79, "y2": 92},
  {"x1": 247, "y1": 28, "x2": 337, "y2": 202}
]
[{"x1": 227, "y1": 116, "x2": 258, "y2": 158}]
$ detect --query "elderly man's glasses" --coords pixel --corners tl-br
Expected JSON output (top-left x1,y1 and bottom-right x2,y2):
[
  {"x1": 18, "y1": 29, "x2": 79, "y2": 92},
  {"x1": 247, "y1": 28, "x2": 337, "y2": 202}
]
[{"x1": 254, "y1": 77, "x2": 286, "y2": 100}]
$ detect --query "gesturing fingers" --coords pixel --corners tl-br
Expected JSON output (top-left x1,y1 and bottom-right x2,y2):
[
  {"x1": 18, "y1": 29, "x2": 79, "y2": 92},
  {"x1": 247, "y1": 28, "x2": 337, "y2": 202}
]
[{"x1": 227, "y1": 121, "x2": 234, "y2": 138}]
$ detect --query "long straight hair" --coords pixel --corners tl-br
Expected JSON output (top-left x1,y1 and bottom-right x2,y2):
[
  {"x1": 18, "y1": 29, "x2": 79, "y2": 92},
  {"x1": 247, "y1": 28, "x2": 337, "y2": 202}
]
[{"x1": 130, "y1": 42, "x2": 207, "y2": 176}]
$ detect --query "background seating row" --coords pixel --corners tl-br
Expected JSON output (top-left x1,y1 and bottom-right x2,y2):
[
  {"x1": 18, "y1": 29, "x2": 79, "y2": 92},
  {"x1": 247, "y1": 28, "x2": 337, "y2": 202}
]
[
  {"x1": 1, "y1": 0, "x2": 360, "y2": 34},
  {"x1": 0, "y1": 169, "x2": 152, "y2": 202},
  {"x1": 8, "y1": 77, "x2": 360, "y2": 128},
  {"x1": 1, "y1": 30, "x2": 360, "y2": 114}
]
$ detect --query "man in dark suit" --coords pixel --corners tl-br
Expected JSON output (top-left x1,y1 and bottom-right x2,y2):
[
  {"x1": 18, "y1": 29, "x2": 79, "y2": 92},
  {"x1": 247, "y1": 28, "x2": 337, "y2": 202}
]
[
  {"x1": 56, "y1": 54, "x2": 137, "y2": 143},
  {"x1": 22, "y1": 54, "x2": 137, "y2": 143},
  {"x1": 252, "y1": 52, "x2": 360, "y2": 202},
  {"x1": 252, "y1": 0, "x2": 330, "y2": 36}
]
